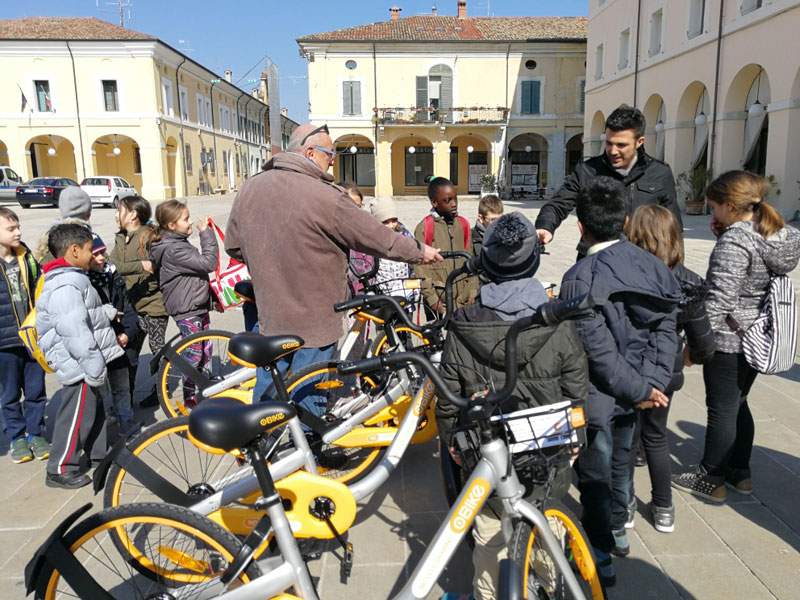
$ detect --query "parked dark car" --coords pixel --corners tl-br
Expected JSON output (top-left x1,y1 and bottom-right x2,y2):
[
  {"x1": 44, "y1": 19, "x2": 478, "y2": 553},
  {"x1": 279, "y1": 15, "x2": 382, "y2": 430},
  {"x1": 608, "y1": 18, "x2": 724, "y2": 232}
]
[{"x1": 15, "y1": 177, "x2": 80, "y2": 208}]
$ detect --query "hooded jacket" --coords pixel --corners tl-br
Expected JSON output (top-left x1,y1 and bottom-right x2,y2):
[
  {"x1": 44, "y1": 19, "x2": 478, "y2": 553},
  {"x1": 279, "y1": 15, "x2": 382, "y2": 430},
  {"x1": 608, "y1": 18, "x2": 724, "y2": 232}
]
[
  {"x1": 225, "y1": 151, "x2": 424, "y2": 347},
  {"x1": 559, "y1": 239, "x2": 681, "y2": 428},
  {"x1": 0, "y1": 243, "x2": 40, "y2": 350},
  {"x1": 36, "y1": 259, "x2": 124, "y2": 386},
  {"x1": 149, "y1": 228, "x2": 218, "y2": 320},
  {"x1": 707, "y1": 221, "x2": 800, "y2": 354},
  {"x1": 535, "y1": 147, "x2": 682, "y2": 256},
  {"x1": 108, "y1": 227, "x2": 167, "y2": 317}
]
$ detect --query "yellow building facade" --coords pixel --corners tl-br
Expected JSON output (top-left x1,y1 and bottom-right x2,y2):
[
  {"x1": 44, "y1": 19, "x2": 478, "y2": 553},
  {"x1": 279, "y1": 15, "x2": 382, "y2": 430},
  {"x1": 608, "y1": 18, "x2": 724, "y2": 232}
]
[
  {"x1": 0, "y1": 17, "x2": 270, "y2": 201},
  {"x1": 297, "y1": 4, "x2": 586, "y2": 197},
  {"x1": 584, "y1": 0, "x2": 800, "y2": 215}
]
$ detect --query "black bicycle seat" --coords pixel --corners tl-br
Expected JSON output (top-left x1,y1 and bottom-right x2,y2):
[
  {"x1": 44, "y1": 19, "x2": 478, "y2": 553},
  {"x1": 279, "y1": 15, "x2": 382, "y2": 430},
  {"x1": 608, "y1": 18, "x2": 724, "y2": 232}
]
[
  {"x1": 189, "y1": 397, "x2": 296, "y2": 452},
  {"x1": 228, "y1": 332, "x2": 304, "y2": 368},
  {"x1": 234, "y1": 280, "x2": 255, "y2": 302},
  {"x1": 357, "y1": 297, "x2": 408, "y2": 324}
]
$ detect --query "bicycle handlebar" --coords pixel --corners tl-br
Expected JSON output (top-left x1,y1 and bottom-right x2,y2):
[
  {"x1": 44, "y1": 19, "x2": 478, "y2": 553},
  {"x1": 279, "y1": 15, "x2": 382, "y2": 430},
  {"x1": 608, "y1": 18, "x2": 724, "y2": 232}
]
[{"x1": 337, "y1": 293, "x2": 594, "y2": 410}]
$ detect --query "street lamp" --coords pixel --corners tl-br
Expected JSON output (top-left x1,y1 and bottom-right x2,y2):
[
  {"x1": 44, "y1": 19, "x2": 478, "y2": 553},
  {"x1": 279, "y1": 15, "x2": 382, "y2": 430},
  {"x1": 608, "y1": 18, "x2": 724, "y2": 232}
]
[
  {"x1": 350, "y1": 146, "x2": 358, "y2": 154},
  {"x1": 113, "y1": 147, "x2": 121, "y2": 155},
  {"x1": 694, "y1": 113, "x2": 707, "y2": 127},
  {"x1": 408, "y1": 145, "x2": 416, "y2": 154},
  {"x1": 655, "y1": 121, "x2": 665, "y2": 133},
  {"x1": 467, "y1": 145, "x2": 474, "y2": 153},
  {"x1": 47, "y1": 148, "x2": 56, "y2": 156},
  {"x1": 525, "y1": 145, "x2": 532, "y2": 153}
]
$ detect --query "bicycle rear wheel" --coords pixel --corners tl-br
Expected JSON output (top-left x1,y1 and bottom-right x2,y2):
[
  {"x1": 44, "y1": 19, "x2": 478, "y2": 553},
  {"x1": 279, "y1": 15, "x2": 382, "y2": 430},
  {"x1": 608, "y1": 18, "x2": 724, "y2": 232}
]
[
  {"x1": 508, "y1": 499, "x2": 604, "y2": 600},
  {"x1": 35, "y1": 502, "x2": 261, "y2": 599},
  {"x1": 103, "y1": 416, "x2": 252, "y2": 508},
  {"x1": 158, "y1": 330, "x2": 250, "y2": 418}
]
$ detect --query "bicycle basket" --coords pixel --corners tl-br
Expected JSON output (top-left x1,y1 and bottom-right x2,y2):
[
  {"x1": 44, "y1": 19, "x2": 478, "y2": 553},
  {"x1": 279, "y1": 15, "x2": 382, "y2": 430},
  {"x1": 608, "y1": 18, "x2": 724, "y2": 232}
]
[{"x1": 452, "y1": 400, "x2": 586, "y2": 482}]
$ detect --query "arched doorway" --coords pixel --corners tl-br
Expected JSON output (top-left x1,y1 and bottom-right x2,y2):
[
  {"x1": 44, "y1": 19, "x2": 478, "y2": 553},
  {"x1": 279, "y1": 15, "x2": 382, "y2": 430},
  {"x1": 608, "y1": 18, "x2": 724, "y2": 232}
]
[
  {"x1": 507, "y1": 133, "x2": 548, "y2": 198},
  {"x1": 390, "y1": 135, "x2": 434, "y2": 196},
  {"x1": 333, "y1": 134, "x2": 375, "y2": 194},
  {"x1": 165, "y1": 137, "x2": 178, "y2": 198},
  {"x1": 91, "y1": 134, "x2": 143, "y2": 193},
  {"x1": 588, "y1": 110, "x2": 606, "y2": 157},
  {"x1": 642, "y1": 94, "x2": 665, "y2": 160},
  {"x1": 742, "y1": 68, "x2": 770, "y2": 175},
  {"x1": 0, "y1": 140, "x2": 9, "y2": 167},
  {"x1": 449, "y1": 134, "x2": 491, "y2": 195},
  {"x1": 566, "y1": 134, "x2": 583, "y2": 175},
  {"x1": 25, "y1": 135, "x2": 78, "y2": 181}
]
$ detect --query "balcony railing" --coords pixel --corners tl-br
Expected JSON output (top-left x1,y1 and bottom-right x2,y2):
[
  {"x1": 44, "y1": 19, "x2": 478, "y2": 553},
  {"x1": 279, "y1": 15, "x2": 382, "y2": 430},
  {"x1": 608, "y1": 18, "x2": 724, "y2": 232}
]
[{"x1": 376, "y1": 107, "x2": 509, "y2": 125}]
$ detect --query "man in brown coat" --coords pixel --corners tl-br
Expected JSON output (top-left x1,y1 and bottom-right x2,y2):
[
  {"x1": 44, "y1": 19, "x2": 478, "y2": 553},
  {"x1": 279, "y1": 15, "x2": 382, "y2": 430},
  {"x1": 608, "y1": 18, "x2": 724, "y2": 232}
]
[{"x1": 226, "y1": 124, "x2": 441, "y2": 409}]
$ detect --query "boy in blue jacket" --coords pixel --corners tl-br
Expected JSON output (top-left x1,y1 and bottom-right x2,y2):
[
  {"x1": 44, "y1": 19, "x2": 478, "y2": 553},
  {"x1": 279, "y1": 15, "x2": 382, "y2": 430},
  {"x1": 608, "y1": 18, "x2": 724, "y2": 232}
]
[
  {"x1": 37, "y1": 224, "x2": 124, "y2": 489},
  {"x1": 559, "y1": 177, "x2": 680, "y2": 586},
  {"x1": 0, "y1": 207, "x2": 49, "y2": 464}
]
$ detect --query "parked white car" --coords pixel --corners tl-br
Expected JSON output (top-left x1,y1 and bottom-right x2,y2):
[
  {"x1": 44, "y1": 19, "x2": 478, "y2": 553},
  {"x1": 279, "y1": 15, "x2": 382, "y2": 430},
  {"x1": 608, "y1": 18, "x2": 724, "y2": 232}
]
[
  {"x1": 80, "y1": 176, "x2": 138, "y2": 207},
  {"x1": 0, "y1": 165, "x2": 23, "y2": 201}
]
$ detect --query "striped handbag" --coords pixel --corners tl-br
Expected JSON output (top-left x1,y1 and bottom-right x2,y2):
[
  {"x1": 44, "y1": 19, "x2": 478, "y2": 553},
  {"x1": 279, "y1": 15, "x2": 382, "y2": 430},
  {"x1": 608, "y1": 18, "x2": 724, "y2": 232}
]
[{"x1": 728, "y1": 274, "x2": 797, "y2": 374}]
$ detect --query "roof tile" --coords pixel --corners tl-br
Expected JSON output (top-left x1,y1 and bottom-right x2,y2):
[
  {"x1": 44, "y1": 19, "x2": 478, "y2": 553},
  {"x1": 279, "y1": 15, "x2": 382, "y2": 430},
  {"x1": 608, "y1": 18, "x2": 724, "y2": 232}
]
[{"x1": 0, "y1": 17, "x2": 155, "y2": 41}]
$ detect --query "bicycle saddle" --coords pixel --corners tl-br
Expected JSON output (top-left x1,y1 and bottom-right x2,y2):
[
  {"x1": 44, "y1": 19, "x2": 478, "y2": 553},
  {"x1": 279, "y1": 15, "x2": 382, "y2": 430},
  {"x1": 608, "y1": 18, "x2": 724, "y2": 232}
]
[
  {"x1": 188, "y1": 396, "x2": 297, "y2": 452},
  {"x1": 234, "y1": 280, "x2": 255, "y2": 302},
  {"x1": 357, "y1": 297, "x2": 408, "y2": 324},
  {"x1": 228, "y1": 332, "x2": 304, "y2": 368}
]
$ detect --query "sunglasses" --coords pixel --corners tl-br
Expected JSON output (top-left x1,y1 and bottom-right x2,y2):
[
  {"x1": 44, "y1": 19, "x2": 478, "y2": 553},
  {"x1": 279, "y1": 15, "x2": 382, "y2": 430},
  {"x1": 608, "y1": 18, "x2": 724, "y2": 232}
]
[
  {"x1": 313, "y1": 145, "x2": 337, "y2": 158},
  {"x1": 300, "y1": 124, "x2": 330, "y2": 146}
]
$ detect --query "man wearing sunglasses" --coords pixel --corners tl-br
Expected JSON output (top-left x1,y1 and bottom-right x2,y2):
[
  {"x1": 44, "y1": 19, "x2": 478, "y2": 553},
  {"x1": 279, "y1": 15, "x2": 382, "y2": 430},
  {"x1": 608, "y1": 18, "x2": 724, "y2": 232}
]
[{"x1": 226, "y1": 123, "x2": 443, "y2": 416}]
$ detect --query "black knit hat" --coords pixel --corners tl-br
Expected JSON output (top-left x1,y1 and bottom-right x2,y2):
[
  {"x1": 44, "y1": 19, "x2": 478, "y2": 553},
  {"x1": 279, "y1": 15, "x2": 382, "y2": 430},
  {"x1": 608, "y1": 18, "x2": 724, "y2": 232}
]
[{"x1": 480, "y1": 212, "x2": 541, "y2": 283}]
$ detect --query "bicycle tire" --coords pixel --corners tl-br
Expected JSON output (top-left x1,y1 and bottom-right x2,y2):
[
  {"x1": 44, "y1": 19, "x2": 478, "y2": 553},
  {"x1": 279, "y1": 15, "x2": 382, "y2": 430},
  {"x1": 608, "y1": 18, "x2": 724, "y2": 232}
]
[
  {"x1": 508, "y1": 498, "x2": 604, "y2": 600},
  {"x1": 35, "y1": 502, "x2": 262, "y2": 600},
  {"x1": 103, "y1": 416, "x2": 252, "y2": 509},
  {"x1": 158, "y1": 330, "x2": 250, "y2": 418},
  {"x1": 283, "y1": 360, "x2": 389, "y2": 485}
]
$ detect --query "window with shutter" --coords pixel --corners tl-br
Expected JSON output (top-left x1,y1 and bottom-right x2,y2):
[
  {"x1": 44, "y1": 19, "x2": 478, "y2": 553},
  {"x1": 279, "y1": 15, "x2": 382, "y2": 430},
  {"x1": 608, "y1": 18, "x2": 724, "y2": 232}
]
[
  {"x1": 416, "y1": 76, "x2": 428, "y2": 108},
  {"x1": 521, "y1": 80, "x2": 541, "y2": 115},
  {"x1": 342, "y1": 81, "x2": 361, "y2": 116},
  {"x1": 649, "y1": 10, "x2": 663, "y2": 56},
  {"x1": 688, "y1": 0, "x2": 705, "y2": 39}
]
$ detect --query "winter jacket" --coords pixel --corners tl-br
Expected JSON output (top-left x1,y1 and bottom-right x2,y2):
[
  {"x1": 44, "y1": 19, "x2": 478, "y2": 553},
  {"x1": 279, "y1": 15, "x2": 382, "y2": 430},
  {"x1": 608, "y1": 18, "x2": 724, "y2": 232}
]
[
  {"x1": 666, "y1": 262, "x2": 715, "y2": 393},
  {"x1": 413, "y1": 211, "x2": 479, "y2": 310},
  {"x1": 149, "y1": 229, "x2": 218, "y2": 320},
  {"x1": 559, "y1": 238, "x2": 681, "y2": 428},
  {"x1": 706, "y1": 221, "x2": 800, "y2": 354},
  {"x1": 0, "y1": 243, "x2": 40, "y2": 350},
  {"x1": 108, "y1": 227, "x2": 167, "y2": 317},
  {"x1": 535, "y1": 148, "x2": 682, "y2": 256},
  {"x1": 437, "y1": 282, "x2": 588, "y2": 506},
  {"x1": 36, "y1": 259, "x2": 124, "y2": 386},
  {"x1": 471, "y1": 220, "x2": 486, "y2": 256},
  {"x1": 225, "y1": 151, "x2": 424, "y2": 347},
  {"x1": 89, "y1": 263, "x2": 141, "y2": 368}
]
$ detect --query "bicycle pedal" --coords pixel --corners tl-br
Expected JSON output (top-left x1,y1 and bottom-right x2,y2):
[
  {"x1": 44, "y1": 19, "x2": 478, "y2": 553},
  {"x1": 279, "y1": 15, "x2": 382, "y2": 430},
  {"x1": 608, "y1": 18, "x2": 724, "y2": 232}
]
[{"x1": 340, "y1": 542, "x2": 354, "y2": 581}]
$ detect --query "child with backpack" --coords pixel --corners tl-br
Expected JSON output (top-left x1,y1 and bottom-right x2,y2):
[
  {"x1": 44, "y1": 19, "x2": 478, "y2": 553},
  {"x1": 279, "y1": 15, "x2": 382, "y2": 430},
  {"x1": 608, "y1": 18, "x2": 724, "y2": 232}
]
[
  {"x1": 437, "y1": 212, "x2": 588, "y2": 600},
  {"x1": 0, "y1": 207, "x2": 50, "y2": 464},
  {"x1": 414, "y1": 177, "x2": 478, "y2": 316},
  {"x1": 37, "y1": 224, "x2": 125, "y2": 489},
  {"x1": 148, "y1": 200, "x2": 218, "y2": 407},
  {"x1": 672, "y1": 171, "x2": 800, "y2": 502}
]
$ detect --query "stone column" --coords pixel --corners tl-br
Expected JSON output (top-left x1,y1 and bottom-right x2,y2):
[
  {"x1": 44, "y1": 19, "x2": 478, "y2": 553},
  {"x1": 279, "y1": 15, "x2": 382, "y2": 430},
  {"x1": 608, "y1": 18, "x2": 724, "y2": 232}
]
[{"x1": 547, "y1": 129, "x2": 566, "y2": 192}]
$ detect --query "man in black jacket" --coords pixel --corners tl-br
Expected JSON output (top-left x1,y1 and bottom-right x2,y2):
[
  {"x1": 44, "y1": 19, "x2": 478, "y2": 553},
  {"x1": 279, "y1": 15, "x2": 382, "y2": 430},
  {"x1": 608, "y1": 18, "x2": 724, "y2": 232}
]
[{"x1": 535, "y1": 107, "x2": 682, "y2": 257}]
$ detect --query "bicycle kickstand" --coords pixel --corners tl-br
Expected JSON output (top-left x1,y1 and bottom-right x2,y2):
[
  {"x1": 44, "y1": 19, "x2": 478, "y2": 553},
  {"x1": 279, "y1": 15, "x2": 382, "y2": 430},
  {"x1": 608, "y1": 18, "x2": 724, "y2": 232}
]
[{"x1": 313, "y1": 497, "x2": 354, "y2": 583}]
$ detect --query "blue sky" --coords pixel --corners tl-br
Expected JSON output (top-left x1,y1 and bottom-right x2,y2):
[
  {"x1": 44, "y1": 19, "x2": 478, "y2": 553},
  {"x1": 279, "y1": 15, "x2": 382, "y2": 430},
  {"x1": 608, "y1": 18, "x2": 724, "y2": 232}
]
[{"x1": 8, "y1": 1, "x2": 588, "y2": 121}]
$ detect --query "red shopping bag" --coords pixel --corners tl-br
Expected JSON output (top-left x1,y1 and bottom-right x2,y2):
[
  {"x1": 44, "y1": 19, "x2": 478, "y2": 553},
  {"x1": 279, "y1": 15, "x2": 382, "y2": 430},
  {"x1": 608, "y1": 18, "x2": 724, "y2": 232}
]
[{"x1": 208, "y1": 219, "x2": 251, "y2": 309}]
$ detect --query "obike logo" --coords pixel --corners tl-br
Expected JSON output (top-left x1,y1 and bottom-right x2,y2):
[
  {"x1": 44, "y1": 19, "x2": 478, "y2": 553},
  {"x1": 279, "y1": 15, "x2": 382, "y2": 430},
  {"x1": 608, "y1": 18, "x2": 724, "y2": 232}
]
[
  {"x1": 413, "y1": 379, "x2": 437, "y2": 416},
  {"x1": 260, "y1": 413, "x2": 285, "y2": 426},
  {"x1": 449, "y1": 478, "x2": 490, "y2": 534},
  {"x1": 282, "y1": 341, "x2": 300, "y2": 350},
  {"x1": 244, "y1": 518, "x2": 260, "y2": 529}
]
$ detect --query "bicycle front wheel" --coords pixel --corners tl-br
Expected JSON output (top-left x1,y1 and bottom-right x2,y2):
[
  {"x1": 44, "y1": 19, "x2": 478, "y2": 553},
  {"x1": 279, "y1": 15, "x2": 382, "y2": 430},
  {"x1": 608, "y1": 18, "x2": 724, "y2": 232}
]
[
  {"x1": 103, "y1": 416, "x2": 252, "y2": 508},
  {"x1": 35, "y1": 502, "x2": 262, "y2": 600},
  {"x1": 508, "y1": 499, "x2": 604, "y2": 600},
  {"x1": 158, "y1": 329, "x2": 250, "y2": 418}
]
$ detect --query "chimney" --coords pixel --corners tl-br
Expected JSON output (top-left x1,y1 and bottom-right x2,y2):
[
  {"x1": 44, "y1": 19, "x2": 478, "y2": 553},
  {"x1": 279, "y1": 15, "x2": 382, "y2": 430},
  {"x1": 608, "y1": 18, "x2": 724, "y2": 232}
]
[
  {"x1": 281, "y1": 108, "x2": 288, "y2": 117},
  {"x1": 390, "y1": 5, "x2": 402, "y2": 20},
  {"x1": 457, "y1": 0, "x2": 466, "y2": 19},
  {"x1": 432, "y1": 4, "x2": 437, "y2": 16},
  {"x1": 252, "y1": 88, "x2": 259, "y2": 97},
  {"x1": 224, "y1": 70, "x2": 232, "y2": 82}
]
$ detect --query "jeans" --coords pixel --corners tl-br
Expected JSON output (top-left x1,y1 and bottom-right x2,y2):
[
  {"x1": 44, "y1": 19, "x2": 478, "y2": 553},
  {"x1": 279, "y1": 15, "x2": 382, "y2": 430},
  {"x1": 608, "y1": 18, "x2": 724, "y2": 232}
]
[
  {"x1": 0, "y1": 347, "x2": 47, "y2": 441},
  {"x1": 243, "y1": 302, "x2": 259, "y2": 333},
  {"x1": 629, "y1": 398, "x2": 673, "y2": 508},
  {"x1": 252, "y1": 344, "x2": 336, "y2": 418},
  {"x1": 106, "y1": 364, "x2": 134, "y2": 424},
  {"x1": 701, "y1": 352, "x2": 758, "y2": 478},
  {"x1": 574, "y1": 413, "x2": 636, "y2": 552}
]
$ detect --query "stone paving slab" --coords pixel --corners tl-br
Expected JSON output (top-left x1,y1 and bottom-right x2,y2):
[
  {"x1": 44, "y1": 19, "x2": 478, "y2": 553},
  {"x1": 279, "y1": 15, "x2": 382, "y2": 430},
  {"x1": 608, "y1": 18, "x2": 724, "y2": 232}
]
[{"x1": 1, "y1": 195, "x2": 798, "y2": 599}]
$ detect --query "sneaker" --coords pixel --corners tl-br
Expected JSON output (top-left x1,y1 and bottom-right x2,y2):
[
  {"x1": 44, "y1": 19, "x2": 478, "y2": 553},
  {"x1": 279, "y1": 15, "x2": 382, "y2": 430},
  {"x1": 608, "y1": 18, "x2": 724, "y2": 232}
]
[
  {"x1": 634, "y1": 447, "x2": 647, "y2": 467},
  {"x1": 45, "y1": 471, "x2": 91, "y2": 490},
  {"x1": 725, "y1": 471, "x2": 753, "y2": 496},
  {"x1": 650, "y1": 503, "x2": 675, "y2": 533},
  {"x1": 611, "y1": 529, "x2": 630, "y2": 557},
  {"x1": 28, "y1": 435, "x2": 51, "y2": 460},
  {"x1": 671, "y1": 467, "x2": 726, "y2": 503},
  {"x1": 625, "y1": 495, "x2": 636, "y2": 529},
  {"x1": 11, "y1": 438, "x2": 33, "y2": 464},
  {"x1": 593, "y1": 548, "x2": 616, "y2": 587}
]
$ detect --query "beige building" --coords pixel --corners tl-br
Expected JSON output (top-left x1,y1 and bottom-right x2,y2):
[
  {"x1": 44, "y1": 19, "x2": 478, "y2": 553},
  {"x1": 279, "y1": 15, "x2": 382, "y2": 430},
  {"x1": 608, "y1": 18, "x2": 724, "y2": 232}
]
[
  {"x1": 297, "y1": 1, "x2": 586, "y2": 197},
  {"x1": 584, "y1": 0, "x2": 800, "y2": 214},
  {"x1": 0, "y1": 17, "x2": 271, "y2": 201}
]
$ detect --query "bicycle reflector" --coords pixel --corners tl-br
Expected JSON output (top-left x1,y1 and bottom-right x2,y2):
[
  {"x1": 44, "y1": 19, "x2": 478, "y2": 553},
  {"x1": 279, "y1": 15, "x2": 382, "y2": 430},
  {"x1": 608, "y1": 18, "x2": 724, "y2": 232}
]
[{"x1": 570, "y1": 407, "x2": 586, "y2": 429}]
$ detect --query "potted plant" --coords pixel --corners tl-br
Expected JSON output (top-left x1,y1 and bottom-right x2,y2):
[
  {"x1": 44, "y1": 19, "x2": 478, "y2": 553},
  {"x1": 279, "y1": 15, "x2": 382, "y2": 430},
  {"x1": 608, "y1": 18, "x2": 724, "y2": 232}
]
[
  {"x1": 676, "y1": 165, "x2": 710, "y2": 215},
  {"x1": 480, "y1": 174, "x2": 498, "y2": 197}
]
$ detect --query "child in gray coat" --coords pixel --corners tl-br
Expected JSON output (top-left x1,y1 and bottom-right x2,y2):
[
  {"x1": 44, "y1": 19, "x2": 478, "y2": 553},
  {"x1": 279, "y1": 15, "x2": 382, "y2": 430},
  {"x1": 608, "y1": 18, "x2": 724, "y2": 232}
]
[{"x1": 37, "y1": 224, "x2": 124, "y2": 489}]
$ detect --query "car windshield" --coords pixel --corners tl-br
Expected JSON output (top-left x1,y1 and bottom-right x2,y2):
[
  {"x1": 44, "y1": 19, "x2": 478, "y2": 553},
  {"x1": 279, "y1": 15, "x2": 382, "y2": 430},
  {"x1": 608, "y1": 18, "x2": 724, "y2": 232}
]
[
  {"x1": 28, "y1": 178, "x2": 59, "y2": 186},
  {"x1": 82, "y1": 178, "x2": 108, "y2": 186}
]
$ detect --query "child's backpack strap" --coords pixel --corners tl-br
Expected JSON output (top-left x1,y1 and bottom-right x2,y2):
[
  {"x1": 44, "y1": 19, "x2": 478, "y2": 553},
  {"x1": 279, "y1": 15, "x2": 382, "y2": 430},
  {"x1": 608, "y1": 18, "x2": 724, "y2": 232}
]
[
  {"x1": 456, "y1": 216, "x2": 471, "y2": 250},
  {"x1": 423, "y1": 214, "x2": 470, "y2": 250}
]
